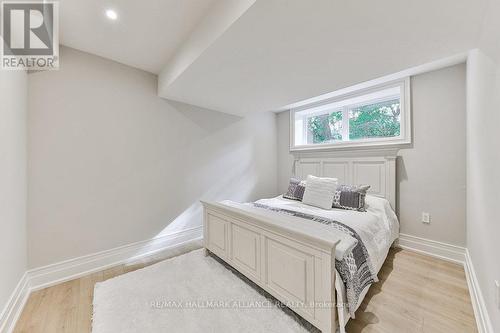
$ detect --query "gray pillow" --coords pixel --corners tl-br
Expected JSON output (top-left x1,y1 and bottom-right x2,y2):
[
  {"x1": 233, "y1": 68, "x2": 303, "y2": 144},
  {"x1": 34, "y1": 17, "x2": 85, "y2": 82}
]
[
  {"x1": 283, "y1": 178, "x2": 306, "y2": 201},
  {"x1": 332, "y1": 185, "x2": 371, "y2": 211}
]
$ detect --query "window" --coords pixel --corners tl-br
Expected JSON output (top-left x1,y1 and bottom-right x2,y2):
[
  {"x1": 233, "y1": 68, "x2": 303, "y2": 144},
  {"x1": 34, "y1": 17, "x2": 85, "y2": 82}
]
[{"x1": 291, "y1": 79, "x2": 411, "y2": 151}]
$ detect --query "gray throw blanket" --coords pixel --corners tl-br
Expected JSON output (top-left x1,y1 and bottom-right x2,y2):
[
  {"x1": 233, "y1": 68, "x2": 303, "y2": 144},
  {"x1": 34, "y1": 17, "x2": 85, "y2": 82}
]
[{"x1": 252, "y1": 203, "x2": 377, "y2": 318}]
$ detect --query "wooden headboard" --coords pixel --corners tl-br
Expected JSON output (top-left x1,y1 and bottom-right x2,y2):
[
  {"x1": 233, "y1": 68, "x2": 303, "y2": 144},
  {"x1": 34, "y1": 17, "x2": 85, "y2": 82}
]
[{"x1": 293, "y1": 150, "x2": 397, "y2": 209}]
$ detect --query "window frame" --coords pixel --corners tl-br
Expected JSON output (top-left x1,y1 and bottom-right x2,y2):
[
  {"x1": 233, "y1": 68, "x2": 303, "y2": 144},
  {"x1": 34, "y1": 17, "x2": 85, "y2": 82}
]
[{"x1": 290, "y1": 78, "x2": 411, "y2": 151}]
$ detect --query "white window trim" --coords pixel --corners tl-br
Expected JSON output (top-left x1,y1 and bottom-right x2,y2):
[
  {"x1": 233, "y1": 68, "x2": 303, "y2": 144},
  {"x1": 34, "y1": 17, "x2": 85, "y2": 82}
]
[{"x1": 290, "y1": 77, "x2": 411, "y2": 152}]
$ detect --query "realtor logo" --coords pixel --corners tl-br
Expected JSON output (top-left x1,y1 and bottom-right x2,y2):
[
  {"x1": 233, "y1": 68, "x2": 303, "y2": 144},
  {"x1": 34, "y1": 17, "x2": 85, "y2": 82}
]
[{"x1": 1, "y1": 1, "x2": 59, "y2": 70}]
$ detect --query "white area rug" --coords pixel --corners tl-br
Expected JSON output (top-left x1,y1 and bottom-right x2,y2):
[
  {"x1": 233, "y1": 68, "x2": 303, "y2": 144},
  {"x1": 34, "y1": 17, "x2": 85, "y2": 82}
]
[{"x1": 92, "y1": 249, "x2": 313, "y2": 333}]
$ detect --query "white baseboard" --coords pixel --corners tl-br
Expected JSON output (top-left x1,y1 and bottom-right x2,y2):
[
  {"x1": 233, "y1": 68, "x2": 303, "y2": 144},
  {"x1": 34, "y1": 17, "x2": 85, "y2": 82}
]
[
  {"x1": 28, "y1": 226, "x2": 203, "y2": 291},
  {"x1": 0, "y1": 226, "x2": 202, "y2": 333},
  {"x1": 396, "y1": 233, "x2": 466, "y2": 264},
  {"x1": 2, "y1": 230, "x2": 492, "y2": 333},
  {"x1": 0, "y1": 273, "x2": 30, "y2": 333},
  {"x1": 464, "y1": 249, "x2": 494, "y2": 333}
]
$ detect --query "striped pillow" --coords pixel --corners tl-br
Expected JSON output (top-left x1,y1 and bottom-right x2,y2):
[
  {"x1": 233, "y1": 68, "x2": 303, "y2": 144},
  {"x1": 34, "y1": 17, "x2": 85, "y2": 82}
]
[
  {"x1": 332, "y1": 185, "x2": 371, "y2": 211},
  {"x1": 283, "y1": 178, "x2": 306, "y2": 201},
  {"x1": 302, "y1": 175, "x2": 338, "y2": 209}
]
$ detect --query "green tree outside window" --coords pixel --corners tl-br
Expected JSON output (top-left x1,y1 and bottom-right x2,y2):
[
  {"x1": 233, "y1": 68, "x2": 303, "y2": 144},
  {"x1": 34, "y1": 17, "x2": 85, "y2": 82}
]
[{"x1": 307, "y1": 99, "x2": 400, "y2": 143}]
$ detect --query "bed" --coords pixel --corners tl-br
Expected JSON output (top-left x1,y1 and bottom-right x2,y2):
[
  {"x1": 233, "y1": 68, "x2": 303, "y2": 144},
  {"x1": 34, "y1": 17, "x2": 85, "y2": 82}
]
[{"x1": 201, "y1": 153, "x2": 399, "y2": 333}]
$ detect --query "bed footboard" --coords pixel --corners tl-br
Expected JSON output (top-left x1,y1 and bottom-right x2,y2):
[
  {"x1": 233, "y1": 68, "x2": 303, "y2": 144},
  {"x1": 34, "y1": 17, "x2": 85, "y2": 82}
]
[{"x1": 202, "y1": 201, "x2": 339, "y2": 333}]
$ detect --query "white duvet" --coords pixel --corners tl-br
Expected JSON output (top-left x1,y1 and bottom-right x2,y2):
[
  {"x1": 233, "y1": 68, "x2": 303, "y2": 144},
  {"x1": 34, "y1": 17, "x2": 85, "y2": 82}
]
[{"x1": 223, "y1": 195, "x2": 399, "y2": 276}]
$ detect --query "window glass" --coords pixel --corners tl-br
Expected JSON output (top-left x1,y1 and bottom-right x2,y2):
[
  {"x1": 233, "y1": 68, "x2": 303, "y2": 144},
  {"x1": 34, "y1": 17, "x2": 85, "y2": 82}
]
[
  {"x1": 349, "y1": 99, "x2": 400, "y2": 140},
  {"x1": 291, "y1": 80, "x2": 409, "y2": 150},
  {"x1": 307, "y1": 110, "x2": 343, "y2": 144}
]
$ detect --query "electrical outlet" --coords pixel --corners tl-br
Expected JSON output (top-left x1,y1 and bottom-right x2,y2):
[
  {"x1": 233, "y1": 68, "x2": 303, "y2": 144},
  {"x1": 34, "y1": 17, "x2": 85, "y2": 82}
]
[
  {"x1": 496, "y1": 280, "x2": 500, "y2": 310},
  {"x1": 422, "y1": 212, "x2": 431, "y2": 224}
]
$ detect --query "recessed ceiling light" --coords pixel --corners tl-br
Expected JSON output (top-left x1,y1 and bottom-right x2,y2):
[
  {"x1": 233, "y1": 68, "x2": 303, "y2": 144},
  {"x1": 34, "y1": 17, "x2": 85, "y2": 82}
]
[{"x1": 105, "y1": 9, "x2": 118, "y2": 20}]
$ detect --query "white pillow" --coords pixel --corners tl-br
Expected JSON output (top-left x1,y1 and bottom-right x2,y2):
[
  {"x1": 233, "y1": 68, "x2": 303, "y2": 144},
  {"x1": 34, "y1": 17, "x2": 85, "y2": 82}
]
[{"x1": 302, "y1": 175, "x2": 338, "y2": 209}]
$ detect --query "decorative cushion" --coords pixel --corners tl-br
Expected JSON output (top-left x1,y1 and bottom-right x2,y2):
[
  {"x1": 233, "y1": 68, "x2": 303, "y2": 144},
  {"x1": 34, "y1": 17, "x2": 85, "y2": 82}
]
[
  {"x1": 283, "y1": 178, "x2": 306, "y2": 201},
  {"x1": 332, "y1": 185, "x2": 371, "y2": 211},
  {"x1": 302, "y1": 175, "x2": 338, "y2": 209}
]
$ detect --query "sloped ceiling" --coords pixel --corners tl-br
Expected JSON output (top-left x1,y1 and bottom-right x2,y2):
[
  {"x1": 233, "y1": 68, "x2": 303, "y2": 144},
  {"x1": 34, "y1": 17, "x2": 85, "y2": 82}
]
[
  {"x1": 158, "y1": 0, "x2": 487, "y2": 115},
  {"x1": 60, "y1": 0, "x2": 489, "y2": 115}
]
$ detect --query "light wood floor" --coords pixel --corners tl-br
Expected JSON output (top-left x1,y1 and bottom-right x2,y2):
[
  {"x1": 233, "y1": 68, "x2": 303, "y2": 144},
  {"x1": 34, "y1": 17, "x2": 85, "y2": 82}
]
[
  {"x1": 345, "y1": 249, "x2": 477, "y2": 333},
  {"x1": 14, "y1": 242, "x2": 477, "y2": 333}
]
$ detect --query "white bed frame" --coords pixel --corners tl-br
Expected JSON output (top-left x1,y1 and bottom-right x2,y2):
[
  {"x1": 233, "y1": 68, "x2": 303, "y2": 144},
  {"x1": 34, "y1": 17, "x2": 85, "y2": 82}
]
[{"x1": 202, "y1": 151, "x2": 397, "y2": 333}]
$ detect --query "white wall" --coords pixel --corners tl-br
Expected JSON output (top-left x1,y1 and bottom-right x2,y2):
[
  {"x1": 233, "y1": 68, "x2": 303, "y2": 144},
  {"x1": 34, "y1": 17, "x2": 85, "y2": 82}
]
[
  {"x1": 0, "y1": 71, "x2": 28, "y2": 315},
  {"x1": 465, "y1": 0, "x2": 500, "y2": 328},
  {"x1": 466, "y1": 48, "x2": 499, "y2": 333},
  {"x1": 27, "y1": 47, "x2": 277, "y2": 268},
  {"x1": 398, "y1": 65, "x2": 466, "y2": 246},
  {"x1": 277, "y1": 64, "x2": 467, "y2": 246},
  {"x1": 465, "y1": 1, "x2": 500, "y2": 328}
]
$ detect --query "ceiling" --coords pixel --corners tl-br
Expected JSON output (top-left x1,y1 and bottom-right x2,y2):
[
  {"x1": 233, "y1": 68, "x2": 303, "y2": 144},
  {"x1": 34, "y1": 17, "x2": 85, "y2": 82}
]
[
  {"x1": 60, "y1": 0, "x2": 490, "y2": 115},
  {"x1": 59, "y1": 0, "x2": 216, "y2": 74}
]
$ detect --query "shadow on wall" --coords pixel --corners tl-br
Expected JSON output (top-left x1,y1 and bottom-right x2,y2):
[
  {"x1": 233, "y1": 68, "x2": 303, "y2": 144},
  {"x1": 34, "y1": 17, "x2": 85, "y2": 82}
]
[
  {"x1": 395, "y1": 156, "x2": 408, "y2": 217},
  {"x1": 166, "y1": 100, "x2": 242, "y2": 133},
  {"x1": 130, "y1": 100, "x2": 268, "y2": 257},
  {"x1": 154, "y1": 151, "x2": 258, "y2": 238}
]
